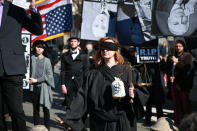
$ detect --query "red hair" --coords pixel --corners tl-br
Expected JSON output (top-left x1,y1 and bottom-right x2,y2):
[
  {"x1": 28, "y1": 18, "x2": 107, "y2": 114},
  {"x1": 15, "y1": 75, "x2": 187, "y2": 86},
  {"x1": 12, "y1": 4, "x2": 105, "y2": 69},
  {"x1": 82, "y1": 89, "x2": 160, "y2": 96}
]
[{"x1": 94, "y1": 37, "x2": 125, "y2": 67}]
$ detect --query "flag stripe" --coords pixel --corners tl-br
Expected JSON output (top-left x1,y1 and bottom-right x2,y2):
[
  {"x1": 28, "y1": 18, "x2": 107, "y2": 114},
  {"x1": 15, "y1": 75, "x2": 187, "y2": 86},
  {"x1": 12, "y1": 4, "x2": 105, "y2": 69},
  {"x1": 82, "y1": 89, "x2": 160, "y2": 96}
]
[
  {"x1": 38, "y1": 0, "x2": 62, "y2": 11},
  {"x1": 32, "y1": 34, "x2": 48, "y2": 41},
  {"x1": 23, "y1": 0, "x2": 72, "y2": 42},
  {"x1": 38, "y1": 0, "x2": 71, "y2": 14},
  {"x1": 41, "y1": 14, "x2": 45, "y2": 18},
  {"x1": 35, "y1": 0, "x2": 47, "y2": 5}
]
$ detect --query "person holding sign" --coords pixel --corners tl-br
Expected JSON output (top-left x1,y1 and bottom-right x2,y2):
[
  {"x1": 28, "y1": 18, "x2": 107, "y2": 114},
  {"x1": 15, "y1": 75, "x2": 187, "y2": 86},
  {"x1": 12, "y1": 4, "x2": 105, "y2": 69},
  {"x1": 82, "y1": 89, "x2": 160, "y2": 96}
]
[
  {"x1": 168, "y1": 39, "x2": 193, "y2": 126},
  {"x1": 0, "y1": 0, "x2": 43, "y2": 130}
]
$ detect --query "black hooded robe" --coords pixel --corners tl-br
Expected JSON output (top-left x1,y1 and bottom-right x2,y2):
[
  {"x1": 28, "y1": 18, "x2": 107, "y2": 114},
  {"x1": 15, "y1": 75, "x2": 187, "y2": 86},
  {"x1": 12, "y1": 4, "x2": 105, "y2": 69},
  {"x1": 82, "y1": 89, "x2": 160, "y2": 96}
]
[{"x1": 63, "y1": 63, "x2": 137, "y2": 131}]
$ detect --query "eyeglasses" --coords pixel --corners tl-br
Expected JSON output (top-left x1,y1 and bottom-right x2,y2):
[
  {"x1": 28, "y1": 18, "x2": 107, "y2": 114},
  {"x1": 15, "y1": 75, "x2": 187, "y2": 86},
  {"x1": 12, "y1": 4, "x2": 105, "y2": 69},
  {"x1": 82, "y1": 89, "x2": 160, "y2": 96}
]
[
  {"x1": 176, "y1": 45, "x2": 183, "y2": 48},
  {"x1": 101, "y1": 49, "x2": 110, "y2": 51}
]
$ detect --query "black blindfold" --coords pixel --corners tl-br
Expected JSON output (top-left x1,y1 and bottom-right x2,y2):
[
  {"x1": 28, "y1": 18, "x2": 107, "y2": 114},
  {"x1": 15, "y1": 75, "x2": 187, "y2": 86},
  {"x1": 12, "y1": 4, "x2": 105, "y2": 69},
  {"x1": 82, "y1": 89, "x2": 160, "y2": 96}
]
[{"x1": 100, "y1": 42, "x2": 119, "y2": 51}]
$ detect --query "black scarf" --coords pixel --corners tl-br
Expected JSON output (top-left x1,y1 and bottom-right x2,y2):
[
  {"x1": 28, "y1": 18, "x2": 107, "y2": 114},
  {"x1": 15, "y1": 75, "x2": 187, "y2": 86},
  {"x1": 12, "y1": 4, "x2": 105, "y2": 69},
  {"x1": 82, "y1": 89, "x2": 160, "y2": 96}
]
[
  {"x1": 99, "y1": 63, "x2": 116, "y2": 82},
  {"x1": 97, "y1": 64, "x2": 132, "y2": 131}
]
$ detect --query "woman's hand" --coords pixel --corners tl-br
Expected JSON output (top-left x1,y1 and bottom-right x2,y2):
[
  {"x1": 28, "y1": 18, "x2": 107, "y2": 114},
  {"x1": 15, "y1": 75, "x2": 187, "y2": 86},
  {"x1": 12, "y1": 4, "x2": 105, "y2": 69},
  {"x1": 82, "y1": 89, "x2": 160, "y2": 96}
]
[
  {"x1": 129, "y1": 85, "x2": 135, "y2": 98},
  {"x1": 170, "y1": 76, "x2": 175, "y2": 83},
  {"x1": 62, "y1": 85, "x2": 67, "y2": 94},
  {"x1": 55, "y1": 117, "x2": 72, "y2": 130},
  {"x1": 29, "y1": 78, "x2": 38, "y2": 84}
]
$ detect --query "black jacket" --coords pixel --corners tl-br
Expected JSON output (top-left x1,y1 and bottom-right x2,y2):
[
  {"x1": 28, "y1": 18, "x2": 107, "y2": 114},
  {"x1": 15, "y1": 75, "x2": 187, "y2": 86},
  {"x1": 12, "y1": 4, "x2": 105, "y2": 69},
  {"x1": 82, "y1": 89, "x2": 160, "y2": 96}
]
[
  {"x1": 60, "y1": 51, "x2": 89, "y2": 89},
  {"x1": 173, "y1": 52, "x2": 193, "y2": 91},
  {"x1": 0, "y1": 0, "x2": 43, "y2": 76}
]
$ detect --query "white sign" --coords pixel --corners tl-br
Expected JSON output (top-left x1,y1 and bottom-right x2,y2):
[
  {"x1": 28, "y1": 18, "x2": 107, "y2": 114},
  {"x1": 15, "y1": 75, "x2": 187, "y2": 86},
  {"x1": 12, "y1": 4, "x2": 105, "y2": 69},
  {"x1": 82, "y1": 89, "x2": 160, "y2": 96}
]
[
  {"x1": 81, "y1": 1, "x2": 117, "y2": 41},
  {"x1": 12, "y1": 0, "x2": 31, "y2": 9},
  {"x1": 22, "y1": 33, "x2": 31, "y2": 89}
]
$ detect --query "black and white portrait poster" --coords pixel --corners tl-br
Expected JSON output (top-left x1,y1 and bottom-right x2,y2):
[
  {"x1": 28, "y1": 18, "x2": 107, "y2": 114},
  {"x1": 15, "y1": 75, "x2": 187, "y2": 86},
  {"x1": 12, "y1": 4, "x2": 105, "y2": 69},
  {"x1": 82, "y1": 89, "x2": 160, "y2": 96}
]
[
  {"x1": 158, "y1": 37, "x2": 169, "y2": 61},
  {"x1": 133, "y1": 0, "x2": 156, "y2": 41},
  {"x1": 81, "y1": 1, "x2": 117, "y2": 41},
  {"x1": 152, "y1": 0, "x2": 197, "y2": 37},
  {"x1": 158, "y1": 37, "x2": 176, "y2": 61},
  {"x1": 22, "y1": 33, "x2": 31, "y2": 89}
]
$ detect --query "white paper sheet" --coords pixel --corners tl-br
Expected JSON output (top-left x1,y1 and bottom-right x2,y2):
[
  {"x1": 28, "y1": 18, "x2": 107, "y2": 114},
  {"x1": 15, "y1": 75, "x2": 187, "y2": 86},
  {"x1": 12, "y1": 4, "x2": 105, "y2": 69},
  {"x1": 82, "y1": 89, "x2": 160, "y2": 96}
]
[{"x1": 12, "y1": 0, "x2": 31, "y2": 9}]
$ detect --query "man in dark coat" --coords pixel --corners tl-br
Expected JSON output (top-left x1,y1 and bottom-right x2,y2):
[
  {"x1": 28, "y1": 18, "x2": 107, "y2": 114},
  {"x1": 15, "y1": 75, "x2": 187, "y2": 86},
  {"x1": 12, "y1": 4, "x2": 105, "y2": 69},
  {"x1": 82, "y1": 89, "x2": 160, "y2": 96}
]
[
  {"x1": 60, "y1": 37, "x2": 89, "y2": 108},
  {"x1": 85, "y1": 41, "x2": 96, "y2": 69},
  {"x1": 0, "y1": 0, "x2": 43, "y2": 130},
  {"x1": 168, "y1": 39, "x2": 193, "y2": 126}
]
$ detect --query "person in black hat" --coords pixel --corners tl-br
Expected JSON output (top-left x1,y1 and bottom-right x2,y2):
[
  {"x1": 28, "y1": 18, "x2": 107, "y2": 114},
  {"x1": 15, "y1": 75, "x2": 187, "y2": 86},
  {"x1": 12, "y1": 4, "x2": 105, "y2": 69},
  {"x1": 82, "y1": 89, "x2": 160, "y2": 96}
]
[
  {"x1": 67, "y1": 37, "x2": 80, "y2": 42},
  {"x1": 60, "y1": 37, "x2": 89, "y2": 108},
  {"x1": 29, "y1": 40, "x2": 55, "y2": 130},
  {"x1": 31, "y1": 40, "x2": 47, "y2": 55}
]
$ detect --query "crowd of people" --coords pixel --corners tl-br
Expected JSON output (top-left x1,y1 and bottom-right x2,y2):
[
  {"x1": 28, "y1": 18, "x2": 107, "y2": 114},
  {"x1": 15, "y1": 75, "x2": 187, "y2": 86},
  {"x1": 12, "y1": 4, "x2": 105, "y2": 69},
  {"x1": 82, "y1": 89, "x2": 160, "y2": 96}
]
[
  {"x1": 26, "y1": 36, "x2": 195, "y2": 131},
  {"x1": 56, "y1": 36, "x2": 195, "y2": 131},
  {"x1": 0, "y1": 0, "x2": 197, "y2": 131}
]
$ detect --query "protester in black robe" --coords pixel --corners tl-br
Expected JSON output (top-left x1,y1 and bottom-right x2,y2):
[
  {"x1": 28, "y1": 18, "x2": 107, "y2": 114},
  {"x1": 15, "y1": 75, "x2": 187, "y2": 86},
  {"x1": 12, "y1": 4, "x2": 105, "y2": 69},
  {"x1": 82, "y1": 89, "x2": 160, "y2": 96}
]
[
  {"x1": 145, "y1": 63, "x2": 165, "y2": 125},
  {"x1": 126, "y1": 46, "x2": 163, "y2": 125},
  {"x1": 60, "y1": 37, "x2": 144, "y2": 131}
]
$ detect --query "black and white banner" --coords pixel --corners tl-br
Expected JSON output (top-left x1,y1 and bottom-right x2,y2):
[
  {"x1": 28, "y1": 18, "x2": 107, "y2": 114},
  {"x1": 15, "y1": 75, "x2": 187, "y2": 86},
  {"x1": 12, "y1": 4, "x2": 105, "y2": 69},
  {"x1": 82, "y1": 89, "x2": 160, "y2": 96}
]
[
  {"x1": 137, "y1": 47, "x2": 160, "y2": 63},
  {"x1": 116, "y1": 1, "x2": 145, "y2": 45},
  {"x1": 133, "y1": 0, "x2": 156, "y2": 41},
  {"x1": 22, "y1": 33, "x2": 31, "y2": 89},
  {"x1": 152, "y1": 0, "x2": 197, "y2": 36},
  {"x1": 12, "y1": 0, "x2": 30, "y2": 9},
  {"x1": 81, "y1": 1, "x2": 117, "y2": 41}
]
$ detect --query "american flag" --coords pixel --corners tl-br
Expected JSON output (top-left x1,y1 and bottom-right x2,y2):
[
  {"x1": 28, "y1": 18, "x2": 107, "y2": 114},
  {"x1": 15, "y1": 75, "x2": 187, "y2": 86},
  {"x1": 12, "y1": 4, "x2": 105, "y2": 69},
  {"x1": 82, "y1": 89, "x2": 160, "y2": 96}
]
[{"x1": 23, "y1": 0, "x2": 73, "y2": 42}]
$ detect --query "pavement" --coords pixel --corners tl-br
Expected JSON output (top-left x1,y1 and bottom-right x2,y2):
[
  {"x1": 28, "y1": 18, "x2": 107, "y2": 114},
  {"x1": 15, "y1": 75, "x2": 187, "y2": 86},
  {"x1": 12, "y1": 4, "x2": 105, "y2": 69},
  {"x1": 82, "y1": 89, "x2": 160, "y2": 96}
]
[
  {"x1": 20, "y1": 86, "x2": 175, "y2": 131},
  {"x1": 5, "y1": 93, "x2": 176, "y2": 131},
  {"x1": 21, "y1": 73, "x2": 176, "y2": 131}
]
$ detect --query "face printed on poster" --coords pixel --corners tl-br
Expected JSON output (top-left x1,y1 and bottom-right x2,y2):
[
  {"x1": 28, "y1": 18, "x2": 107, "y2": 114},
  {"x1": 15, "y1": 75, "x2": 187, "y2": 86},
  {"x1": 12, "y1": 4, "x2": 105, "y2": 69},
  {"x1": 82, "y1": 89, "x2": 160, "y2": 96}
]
[
  {"x1": 81, "y1": 1, "x2": 117, "y2": 41},
  {"x1": 92, "y1": 9, "x2": 109, "y2": 38},
  {"x1": 152, "y1": 0, "x2": 197, "y2": 36},
  {"x1": 22, "y1": 33, "x2": 31, "y2": 89},
  {"x1": 168, "y1": 0, "x2": 197, "y2": 35},
  {"x1": 138, "y1": 0, "x2": 152, "y2": 21}
]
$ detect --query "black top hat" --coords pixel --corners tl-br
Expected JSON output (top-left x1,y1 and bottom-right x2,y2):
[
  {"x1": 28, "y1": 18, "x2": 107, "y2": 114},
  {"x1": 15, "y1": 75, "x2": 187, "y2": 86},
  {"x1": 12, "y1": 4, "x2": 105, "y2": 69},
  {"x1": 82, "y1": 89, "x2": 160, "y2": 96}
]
[
  {"x1": 68, "y1": 37, "x2": 80, "y2": 42},
  {"x1": 33, "y1": 40, "x2": 46, "y2": 49}
]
